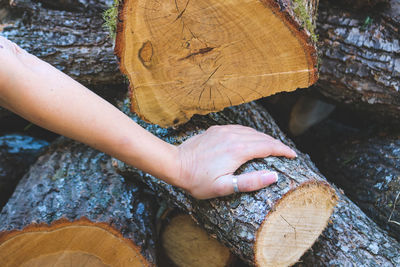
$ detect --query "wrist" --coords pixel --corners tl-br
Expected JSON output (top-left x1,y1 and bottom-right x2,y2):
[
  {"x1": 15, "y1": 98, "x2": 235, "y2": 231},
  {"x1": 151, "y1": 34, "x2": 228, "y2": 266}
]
[{"x1": 163, "y1": 143, "x2": 190, "y2": 190}]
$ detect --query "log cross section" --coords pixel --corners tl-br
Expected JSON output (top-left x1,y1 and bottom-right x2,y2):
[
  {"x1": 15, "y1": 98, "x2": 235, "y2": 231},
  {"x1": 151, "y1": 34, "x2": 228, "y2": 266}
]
[{"x1": 115, "y1": 0, "x2": 319, "y2": 127}]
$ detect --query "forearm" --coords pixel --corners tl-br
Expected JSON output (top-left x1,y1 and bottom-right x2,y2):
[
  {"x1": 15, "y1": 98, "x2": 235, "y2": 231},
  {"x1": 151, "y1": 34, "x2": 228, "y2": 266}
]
[
  {"x1": 0, "y1": 36, "x2": 296, "y2": 199},
  {"x1": 0, "y1": 57, "x2": 181, "y2": 187}
]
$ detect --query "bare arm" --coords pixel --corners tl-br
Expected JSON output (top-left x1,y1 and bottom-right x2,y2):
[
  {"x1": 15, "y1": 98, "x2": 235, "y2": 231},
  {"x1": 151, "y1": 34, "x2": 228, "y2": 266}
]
[{"x1": 0, "y1": 36, "x2": 296, "y2": 199}]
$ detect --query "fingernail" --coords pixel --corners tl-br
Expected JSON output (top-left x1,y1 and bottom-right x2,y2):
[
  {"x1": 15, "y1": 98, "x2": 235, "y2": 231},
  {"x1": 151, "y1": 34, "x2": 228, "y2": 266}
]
[{"x1": 261, "y1": 171, "x2": 278, "y2": 184}]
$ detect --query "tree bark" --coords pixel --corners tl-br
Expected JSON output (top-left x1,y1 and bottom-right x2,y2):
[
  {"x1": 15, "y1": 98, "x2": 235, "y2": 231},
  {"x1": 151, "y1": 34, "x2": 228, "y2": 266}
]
[
  {"x1": 35, "y1": 0, "x2": 114, "y2": 12},
  {"x1": 326, "y1": 0, "x2": 390, "y2": 10},
  {"x1": 115, "y1": 0, "x2": 319, "y2": 127},
  {"x1": 317, "y1": 135, "x2": 400, "y2": 241},
  {"x1": 317, "y1": 0, "x2": 400, "y2": 123},
  {"x1": 114, "y1": 99, "x2": 339, "y2": 267},
  {"x1": 0, "y1": 134, "x2": 49, "y2": 209},
  {"x1": 1, "y1": 0, "x2": 124, "y2": 87},
  {"x1": 115, "y1": 99, "x2": 400, "y2": 266},
  {"x1": 0, "y1": 138, "x2": 157, "y2": 266}
]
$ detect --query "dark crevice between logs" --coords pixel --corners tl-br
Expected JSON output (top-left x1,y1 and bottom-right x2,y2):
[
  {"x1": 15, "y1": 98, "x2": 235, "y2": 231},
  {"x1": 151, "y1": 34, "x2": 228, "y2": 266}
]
[{"x1": 0, "y1": 134, "x2": 49, "y2": 209}]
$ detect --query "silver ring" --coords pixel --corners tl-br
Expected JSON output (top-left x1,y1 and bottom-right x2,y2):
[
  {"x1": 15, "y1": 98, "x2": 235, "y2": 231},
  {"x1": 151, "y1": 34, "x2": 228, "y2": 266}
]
[{"x1": 232, "y1": 177, "x2": 240, "y2": 193}]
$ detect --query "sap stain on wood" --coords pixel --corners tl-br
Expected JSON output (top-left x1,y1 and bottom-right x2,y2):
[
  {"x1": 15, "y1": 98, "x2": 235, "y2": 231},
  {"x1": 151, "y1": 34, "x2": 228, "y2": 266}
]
[{"x1": 139, "y1": 41, "x2": 153, "y2": 67}]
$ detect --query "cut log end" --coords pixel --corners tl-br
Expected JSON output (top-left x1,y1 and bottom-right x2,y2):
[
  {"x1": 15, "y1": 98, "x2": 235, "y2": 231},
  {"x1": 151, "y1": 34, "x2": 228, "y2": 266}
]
[
  {"x1": 255, "y1": 182, "x2": 337, "y2": 267},
  {"x1": 161, "y1": 214, "x2": 234, "y2": 267},
  {"x1": 115, "y1": 0, "x2": 318, "y2": 127},
  {"x1": 0, "y1": 218, "x2": 151, "y2": 267}
]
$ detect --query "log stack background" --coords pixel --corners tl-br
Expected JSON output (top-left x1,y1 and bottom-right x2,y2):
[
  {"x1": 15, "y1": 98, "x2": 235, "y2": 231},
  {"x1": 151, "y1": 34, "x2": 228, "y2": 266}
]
[{"x1": 0, "y1": 0, "x2": 399, "y2": 266}]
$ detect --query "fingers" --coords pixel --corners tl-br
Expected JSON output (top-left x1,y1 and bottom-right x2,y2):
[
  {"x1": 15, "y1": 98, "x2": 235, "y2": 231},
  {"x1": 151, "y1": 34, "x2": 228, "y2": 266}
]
[
  {"x1": 249, "y1": 139, "x2": 297, "y2": 159},
  {"x1": 208, "y1": 125, "x2": 297, "y2": 159},
  {"x1": 213, "y1": 170, "x2": 278, "y2": 197},
  {"x1": 230, "y1": 139, "x2": 296, "y2": 162}
]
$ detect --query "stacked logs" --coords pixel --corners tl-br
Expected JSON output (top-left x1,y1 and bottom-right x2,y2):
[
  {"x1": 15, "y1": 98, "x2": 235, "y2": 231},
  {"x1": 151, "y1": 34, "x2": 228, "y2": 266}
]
[
  {"x1": 317, "y1": 0, "x2": 400, "y2": 124},
  {"x1": 0, "y1": 0, "x2": 399, "y2": 266},
  {"x1": 0, "y1": 139, "x2": 158, "y2": 266}
]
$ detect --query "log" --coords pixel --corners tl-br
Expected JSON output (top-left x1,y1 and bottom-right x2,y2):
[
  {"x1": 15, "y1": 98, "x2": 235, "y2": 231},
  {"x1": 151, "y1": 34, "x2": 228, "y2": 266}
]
[
  {"x1": 160, "y1": 212, "x2": 235, "y2": 267},
  {"x1": 317, "y1": 135, "x2": 400, "y2": 241},
  {"x1": 0, "y1": 138, "x2": 157, "y2": 266},
  {"x1": 247, "y1": 109, "x2": 400, "y2": 266},
  {"x1": 317, "y1": 0, "x2": 400, "y2": 123},
  {"x1": 0, "y1": 0, "x2": 124, "y2": 87},
  {"x1": 114, "y1": 98, "x2": 338, "y2": 267},
  {"x1": 0, "y1": 134, "x2": 49, "y2": 209},
  {"x1": 327, "y1": 0, "x2": 390, "y2": 10},
  {"x1": 114, "y1": 98, "x2": 400, "y2": 266},
  {"x1": 35, "y1": 0, "x2": 115, "y2": 12},
  {"x1": 115, "y1": 0, "x2": 320, "y2": 127},
  {"x1": 298, "y1": 191, "x2": 400, "y2": 266}
]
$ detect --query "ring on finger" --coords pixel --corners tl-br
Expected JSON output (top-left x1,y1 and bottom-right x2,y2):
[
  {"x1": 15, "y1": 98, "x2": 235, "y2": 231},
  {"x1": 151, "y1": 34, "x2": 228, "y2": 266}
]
[{"x1": 232, "y1": 177, "x2": 240, "y2": 193}]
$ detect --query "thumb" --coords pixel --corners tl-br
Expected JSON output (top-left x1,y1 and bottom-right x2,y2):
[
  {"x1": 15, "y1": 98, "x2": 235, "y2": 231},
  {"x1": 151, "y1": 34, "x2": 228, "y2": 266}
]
[{"x1": 213, "y1": 170, "x2": 278, "y2": 197}]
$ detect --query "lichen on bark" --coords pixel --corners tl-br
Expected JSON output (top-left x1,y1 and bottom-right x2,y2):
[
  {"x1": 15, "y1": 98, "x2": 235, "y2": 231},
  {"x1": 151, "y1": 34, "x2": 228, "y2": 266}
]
[
  {"x1": 293, "y1": 0, "x2": 318, "y2": 42},
  {"x1": 102, "y1": 0, "x2": 119, "y2": 40}
]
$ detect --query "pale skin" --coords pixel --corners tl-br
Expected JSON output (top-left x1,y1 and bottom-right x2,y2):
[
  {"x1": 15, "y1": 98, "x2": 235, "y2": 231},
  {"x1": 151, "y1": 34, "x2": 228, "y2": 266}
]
[{"x1": 0, "y1": 36, "x2": 296, "y2": 199}]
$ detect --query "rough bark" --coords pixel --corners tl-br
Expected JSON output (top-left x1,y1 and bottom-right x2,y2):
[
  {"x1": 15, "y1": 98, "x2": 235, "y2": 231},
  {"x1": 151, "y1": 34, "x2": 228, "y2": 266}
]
[
  {"x1": 36, "y1": 0, "x2": 114, "y2": 12},
  {"x1": 327, "y1": 0, "x2": 390, "y2": 10},
  {"x1": 0, "y1": 138, "x2": 157, "y2": 266},
  {"x1": 115, "y1": 0, "x2": 319, "y2": 127},
  {"x1": 113, "y1": 99, "x2": 339, "y2": 266},
  {"x1": 1, "y1": 0, "x2": 124, "y2": 87},
  {"x1": 317, "y1": 0, "x2": 400, "y2": 123},
  {"x1": 114, "y1": 99, "x2": 400, "y2": 266},
  {"x1": 317, "y1": 135, "x2": 400, "y2": 241},
  {"x1": 0, "y1": 134, "x2": 49, "y2": 209}
]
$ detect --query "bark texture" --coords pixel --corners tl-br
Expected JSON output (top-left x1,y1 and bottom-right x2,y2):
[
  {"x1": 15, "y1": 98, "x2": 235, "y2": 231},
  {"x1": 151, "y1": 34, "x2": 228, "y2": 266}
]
[
  {"x1": 317, "y1": 0, "x2": 400, "y2": 123},
  {"x1": 113, "y1": 99, "x2": 337, "y2": 266},
  {"x1": 0, "y1": 134, "x2": 48, "y2": 209},
  {"x1": 1, "y1": 0, "x2": 124, "y2": 87},
  {"x1": 327, "y1": 0, "x2": 390, "y2": 10},
  {"x1": 0, "y1": 138, "x2": 157, "y2": 265},
  {"x1": 36, "y1": 0, "x2": 113, "y2": 12},
  {"x1": 115, "y1": 99, "x2": 400, "y2": 266},
  {"x1": 318, "y1": 135, "x2": 400, "y2": 241}
]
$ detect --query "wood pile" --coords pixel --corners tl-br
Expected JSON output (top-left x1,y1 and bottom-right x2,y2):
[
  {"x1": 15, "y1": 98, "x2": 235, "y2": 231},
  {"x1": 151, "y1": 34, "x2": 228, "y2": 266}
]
[{"x1": 0, "y1": 0, "x2": 399, "y2": 266}]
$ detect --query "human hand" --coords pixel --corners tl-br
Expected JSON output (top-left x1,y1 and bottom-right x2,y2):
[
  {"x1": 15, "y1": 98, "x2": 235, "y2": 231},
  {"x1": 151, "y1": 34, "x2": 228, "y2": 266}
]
[{"x1": 177, "y1": 125, "x2": 297, "y2": 199}]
